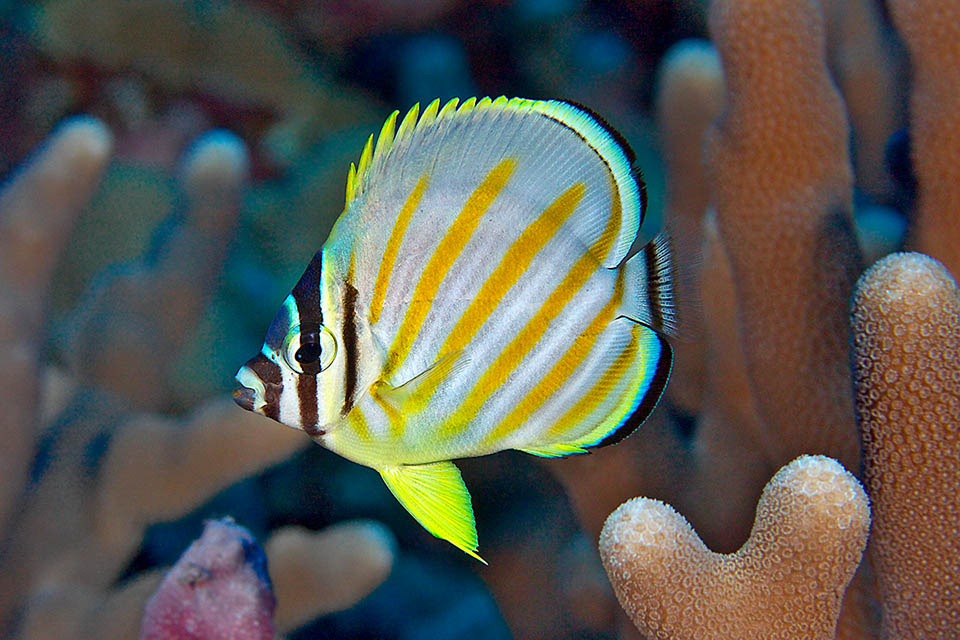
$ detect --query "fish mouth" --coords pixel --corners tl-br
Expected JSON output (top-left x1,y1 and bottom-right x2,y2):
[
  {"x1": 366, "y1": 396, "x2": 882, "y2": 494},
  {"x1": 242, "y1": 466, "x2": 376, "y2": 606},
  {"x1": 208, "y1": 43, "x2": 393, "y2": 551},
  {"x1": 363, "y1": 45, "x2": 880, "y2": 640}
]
[{"x1": 233, "y1": 384, "x2": 257, "y2": 411}]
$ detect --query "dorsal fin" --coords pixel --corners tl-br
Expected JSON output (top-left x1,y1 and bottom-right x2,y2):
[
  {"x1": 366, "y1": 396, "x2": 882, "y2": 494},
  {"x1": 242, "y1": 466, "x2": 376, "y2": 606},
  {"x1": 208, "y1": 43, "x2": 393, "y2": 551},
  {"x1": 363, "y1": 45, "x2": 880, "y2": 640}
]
[{"x1": 342, "y1": 97, "x2": 645, "y2": 268}]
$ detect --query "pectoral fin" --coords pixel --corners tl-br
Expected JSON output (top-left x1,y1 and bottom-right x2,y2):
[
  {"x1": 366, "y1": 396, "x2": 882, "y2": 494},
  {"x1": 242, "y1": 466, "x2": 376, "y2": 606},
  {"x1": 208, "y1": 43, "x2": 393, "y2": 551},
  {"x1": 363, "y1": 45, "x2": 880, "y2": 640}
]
[
  {"x1": 379, "y1": 460, "x2": 484, "y2": 563},
  {"x1": 373, "y1": 350, "x2": 467, "y2": 413}
]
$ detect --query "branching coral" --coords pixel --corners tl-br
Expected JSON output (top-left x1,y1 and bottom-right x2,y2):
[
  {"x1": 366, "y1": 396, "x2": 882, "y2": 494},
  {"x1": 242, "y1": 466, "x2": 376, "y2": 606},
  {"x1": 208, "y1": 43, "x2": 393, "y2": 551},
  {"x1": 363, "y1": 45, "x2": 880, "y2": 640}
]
[
  {"x1": 852, "y1": 252, "x2": 960, "y2": 638},
  {"x1": 594, "y1": 0, "x2": 956, "y2": 637},
  {"x1": 0, "y1": 119, "x2": 396, "y2": 638},
  {"x1": 704, "y1": 0, "x2": 861, "y2": 473},
  {"x1": 889, "y1": 0, "x2": 960, "y2": 275},
  {"x1": 0, "y1": 117, "x2": 112, "y2": 534},
  {"x1": 60, "y1": 130, "x2": 249, "y2": 411},
  {"x1": 600, "y1": 455, "x2": 870, "y2": 640}
]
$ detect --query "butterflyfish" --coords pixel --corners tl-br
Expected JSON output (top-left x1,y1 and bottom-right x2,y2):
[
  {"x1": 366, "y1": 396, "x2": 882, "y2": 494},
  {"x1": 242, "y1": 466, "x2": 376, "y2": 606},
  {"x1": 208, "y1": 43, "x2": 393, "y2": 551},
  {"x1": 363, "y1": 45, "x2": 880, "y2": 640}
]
[{"x1": 233, "y1": 97, "x2": 676, "y2": 562}]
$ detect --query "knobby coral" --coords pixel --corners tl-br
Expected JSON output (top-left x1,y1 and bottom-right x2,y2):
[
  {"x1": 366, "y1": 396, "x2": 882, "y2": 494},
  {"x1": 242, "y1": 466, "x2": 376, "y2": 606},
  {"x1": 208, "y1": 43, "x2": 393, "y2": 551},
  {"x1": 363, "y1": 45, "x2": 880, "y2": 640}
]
[
  {"x1": 852, "y1": 253, "x2": 960, "y2": 637},
  {"x1": 600, "y1": 455, "x2": 870, "y2": 640},
  {"x1": 140, "y1": 518, "x2": 277, "y2": 640}
]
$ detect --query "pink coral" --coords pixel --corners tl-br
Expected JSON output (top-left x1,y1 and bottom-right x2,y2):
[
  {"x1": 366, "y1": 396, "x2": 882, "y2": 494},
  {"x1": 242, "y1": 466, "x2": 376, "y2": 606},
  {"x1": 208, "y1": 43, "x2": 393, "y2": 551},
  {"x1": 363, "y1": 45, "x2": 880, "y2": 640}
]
[{"x1": 140, "y1": 518, "x2": 275, "y2": 640}]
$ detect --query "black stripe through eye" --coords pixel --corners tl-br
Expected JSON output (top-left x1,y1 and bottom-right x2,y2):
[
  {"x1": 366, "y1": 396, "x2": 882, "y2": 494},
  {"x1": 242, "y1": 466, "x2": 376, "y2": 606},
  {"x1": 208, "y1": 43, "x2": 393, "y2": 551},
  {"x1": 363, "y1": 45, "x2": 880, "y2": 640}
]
[{"x1": 296, "y1": 329, "x2": 321, "y2": 374}]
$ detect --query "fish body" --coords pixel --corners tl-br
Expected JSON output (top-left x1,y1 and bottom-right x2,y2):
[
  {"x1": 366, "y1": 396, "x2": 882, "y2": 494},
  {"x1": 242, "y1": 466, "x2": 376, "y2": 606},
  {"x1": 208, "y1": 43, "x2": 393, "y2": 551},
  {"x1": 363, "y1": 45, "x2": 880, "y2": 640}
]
[{"x1": 234, "y1": 97, "x2": 675, "y2": 561}]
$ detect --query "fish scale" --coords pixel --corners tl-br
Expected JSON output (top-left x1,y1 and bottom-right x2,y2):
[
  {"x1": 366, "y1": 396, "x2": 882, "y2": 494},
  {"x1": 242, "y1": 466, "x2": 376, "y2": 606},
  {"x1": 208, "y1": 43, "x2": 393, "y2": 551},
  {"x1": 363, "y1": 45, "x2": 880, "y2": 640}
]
[{"x1": 233, "y1": 97, "x2": 676, "y2": 561}]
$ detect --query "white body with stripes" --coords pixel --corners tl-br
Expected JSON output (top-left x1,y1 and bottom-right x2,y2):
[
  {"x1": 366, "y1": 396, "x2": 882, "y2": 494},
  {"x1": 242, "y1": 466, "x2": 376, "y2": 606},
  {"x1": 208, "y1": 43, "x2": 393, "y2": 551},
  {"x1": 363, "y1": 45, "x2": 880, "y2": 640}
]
[{"x1": 234, "y1": 97, "x2": 674, "y2": 561}]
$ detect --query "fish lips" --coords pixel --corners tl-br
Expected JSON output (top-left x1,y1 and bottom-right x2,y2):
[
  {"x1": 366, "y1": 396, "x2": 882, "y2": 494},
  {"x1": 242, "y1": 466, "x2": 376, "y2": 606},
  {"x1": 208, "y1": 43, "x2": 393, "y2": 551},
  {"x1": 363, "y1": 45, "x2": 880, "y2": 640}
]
[
  {"x1": 232, "y1": 384, "x2": 257, "y2": 411},
  {"x1": 233, "y1": 355, "x2": 283, "y2": 417}
]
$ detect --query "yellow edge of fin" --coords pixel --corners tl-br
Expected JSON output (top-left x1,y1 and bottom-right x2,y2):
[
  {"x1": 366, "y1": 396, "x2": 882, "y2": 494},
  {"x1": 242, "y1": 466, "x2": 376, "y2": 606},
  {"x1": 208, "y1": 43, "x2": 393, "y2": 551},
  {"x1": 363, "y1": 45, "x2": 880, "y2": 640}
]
[
  {"x1": 519, "y1": 443, "x2": 589, "y2": 458},
  {"x1": 438, "y1": 97, "x2": 460, "y2": 119},
  {"x1": 379, "y1": 461, "x2": 485, "y2": 563},
  {"x1": 345, "y1": 162, "x2": 357, "y2": 203},
  {"x1": 372, "y1": 110, "x2": 399, "y2": 167},
  {"x1": 418, "y1": 98, "x2": 441, "y2": 129}
]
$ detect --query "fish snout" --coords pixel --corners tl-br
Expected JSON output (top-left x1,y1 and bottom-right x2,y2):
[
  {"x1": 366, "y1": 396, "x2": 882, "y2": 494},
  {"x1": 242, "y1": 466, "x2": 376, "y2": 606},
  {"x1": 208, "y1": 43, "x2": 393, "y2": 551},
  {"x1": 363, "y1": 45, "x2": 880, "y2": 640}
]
[{"x1": 233, "y1": 384, "x2": 257, "y2": 411}]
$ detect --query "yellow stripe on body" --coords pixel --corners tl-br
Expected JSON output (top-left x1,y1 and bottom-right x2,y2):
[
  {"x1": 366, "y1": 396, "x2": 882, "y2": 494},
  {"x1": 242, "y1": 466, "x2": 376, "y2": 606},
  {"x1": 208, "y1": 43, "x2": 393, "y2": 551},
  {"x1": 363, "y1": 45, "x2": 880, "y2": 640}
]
[
  {"x1": 370, "y1": 173, "x2": 430, "y2": 324},
  {"x1": 370, "y1": 380, "x2": 405, "y2": 439},
  {"x1": 481, "y1": 267, "x2": 625, "y2": 447},
  {"x1": 440, "y1": 176, "x2": 623, "y2": 440},
  {"x1": 542, "y1": 324, "x2": 642, "y2": 444},
  {"x1": 404, "y1": 181, "x2": 587, "y2": 415},
  {"x1": 346, "y1": 405, "x2": 373, "y2": 443},
  {"x1": 382, "y1": 157, "x2": 518, "y2": 380}
]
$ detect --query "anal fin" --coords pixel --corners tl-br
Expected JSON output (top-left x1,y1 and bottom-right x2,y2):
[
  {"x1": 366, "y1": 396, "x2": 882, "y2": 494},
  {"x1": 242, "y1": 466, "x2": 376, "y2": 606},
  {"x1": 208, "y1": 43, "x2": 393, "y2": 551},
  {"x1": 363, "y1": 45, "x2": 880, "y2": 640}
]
[{"x1": 379, "y1": 460, "x2": 485, "y2": 563}]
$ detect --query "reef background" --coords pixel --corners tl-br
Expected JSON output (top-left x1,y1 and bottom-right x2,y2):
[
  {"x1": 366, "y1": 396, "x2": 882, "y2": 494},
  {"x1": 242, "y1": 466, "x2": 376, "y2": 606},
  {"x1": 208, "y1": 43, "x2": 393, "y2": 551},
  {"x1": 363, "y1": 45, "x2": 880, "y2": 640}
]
[{"x1": 0, "y1": 0, "x2": 956, "y2": 638}]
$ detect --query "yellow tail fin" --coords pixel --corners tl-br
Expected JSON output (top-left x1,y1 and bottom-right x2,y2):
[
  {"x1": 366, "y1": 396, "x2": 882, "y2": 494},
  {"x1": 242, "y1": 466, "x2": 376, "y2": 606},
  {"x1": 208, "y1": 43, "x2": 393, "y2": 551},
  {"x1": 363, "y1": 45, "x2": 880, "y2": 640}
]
[{"x1": 379, "y1": 461, "x2": 485, "y2": 563}]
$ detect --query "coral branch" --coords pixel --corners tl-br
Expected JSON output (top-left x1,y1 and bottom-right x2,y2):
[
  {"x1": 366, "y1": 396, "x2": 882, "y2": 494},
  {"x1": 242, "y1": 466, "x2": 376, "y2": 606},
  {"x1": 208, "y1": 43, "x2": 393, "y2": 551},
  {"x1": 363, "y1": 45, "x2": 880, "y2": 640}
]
[
  {"x1": 705, "y1": 0, "x2": 862, "y2": 471},
  {"x1": 266, "y1": 520, "x2": 395, "y2": 633},
  {"x1": 679, "y1": 214, "x2": 771, "y2": 552},
  {"x1": 654, "y1": 39, "x2": 724, "y2": 415},
  {"x1": 96, "y1": 397, "x2": 305, "y2": 554},
  {"x1": 851, "y1": 252, "x2": 960, "y2": 637},
  {"x1": 0, "y1": 116, "x2": 112, "y2": 532},
  {"x1": 890, "y1": 0, "x2": 960, "y2": 275},
  {"x1": 600, "y1": 455, "x2": 870, "y2": 640},
  {"x1": 823, "y1": 0, "x2": 903, "y2": 203},
  {"x1": 63, "y1": 130, "x2": 248, "y2": 410}
]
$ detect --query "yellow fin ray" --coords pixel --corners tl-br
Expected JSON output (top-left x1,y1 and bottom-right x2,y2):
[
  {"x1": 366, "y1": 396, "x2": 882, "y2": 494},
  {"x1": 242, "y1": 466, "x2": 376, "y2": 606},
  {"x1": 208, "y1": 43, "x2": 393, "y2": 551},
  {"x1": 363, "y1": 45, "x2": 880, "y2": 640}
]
[
  {"x1": 396, "y1": 102, "x2": 420, "y2": 144},
  {"x1": 379, "y1": 461, "x2": 484, "y2": 563}
]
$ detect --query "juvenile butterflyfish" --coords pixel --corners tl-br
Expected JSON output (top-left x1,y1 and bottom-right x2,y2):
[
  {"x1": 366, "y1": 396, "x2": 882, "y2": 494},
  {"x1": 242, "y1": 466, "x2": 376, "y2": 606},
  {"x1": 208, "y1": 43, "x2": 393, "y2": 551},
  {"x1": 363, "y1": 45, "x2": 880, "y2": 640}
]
[{"x1": 233, "y1": 97, "x2": 676, "y2": 562}]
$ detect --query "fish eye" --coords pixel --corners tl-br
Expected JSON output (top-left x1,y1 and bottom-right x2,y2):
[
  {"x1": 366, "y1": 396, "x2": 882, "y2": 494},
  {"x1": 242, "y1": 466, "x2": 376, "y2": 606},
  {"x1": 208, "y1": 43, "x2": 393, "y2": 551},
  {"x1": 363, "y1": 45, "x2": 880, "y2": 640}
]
[
  {"x1": 295, "y1": 342, "x2": 321, "y2": 365},
  {"x1": 283, "y1": 324, "x2": 337, "y2": 374}
]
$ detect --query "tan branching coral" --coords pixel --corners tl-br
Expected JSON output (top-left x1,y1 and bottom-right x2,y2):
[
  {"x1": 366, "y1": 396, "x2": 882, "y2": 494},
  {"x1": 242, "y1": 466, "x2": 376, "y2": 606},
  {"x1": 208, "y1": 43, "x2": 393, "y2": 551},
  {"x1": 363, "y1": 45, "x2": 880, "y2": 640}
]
[
  {"x1": 823, "y1": 0, "x2": 904, "y2": 203},
  {"x1": 889, "y1": 0, "x2": 960, "y2": 275},
  {"x1": 852, "y1": 252, "x2": 960, "y2": 638},
  {"x1": 61, "y1": 131, "x2": 249, "y2": 411},
  {"x1": 654, "y1": 38, "x2": 724, "y2": 416},
  {"x1": 267, "y1": 520, "x2": 396, "y2": 632},
  {"x1": 0, "y1": 121, "x2": 395, "y2": 637},
  {"x1": 678, "y1": 214, "x2": 770, "y2": 553},
  {"x1": 599, "y1": 455, "x2": 870, "y2": 640},
  {"x1": 0, "y1": 117, "x2": 112, "y2": 533},
  {"x1": 705, "y1": 0, "x2": 861, "y2": 472}
]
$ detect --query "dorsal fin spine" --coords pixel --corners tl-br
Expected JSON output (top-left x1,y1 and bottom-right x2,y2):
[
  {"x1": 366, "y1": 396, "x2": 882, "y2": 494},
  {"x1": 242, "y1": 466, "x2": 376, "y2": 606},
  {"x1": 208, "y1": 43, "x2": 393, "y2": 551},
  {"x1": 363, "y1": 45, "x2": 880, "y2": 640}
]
[
  {"x1": 396, "y1": 103, "x2": 420, "y2": 144},
  {"x1": 419, "y1": 98, "x2": 441, "y2": 130},
  {"x1": 345, "y1": 162, "x2": 358, "y2": 203},
  {"x1": 356, "y1": 134, "x2": 374, "y2": 186},
  {"x1": 373, "y1": 110, "x2": 399, "y2": 168},
  {"x1": 438, "y1": 97, "x2": 460, "y2": 119}
]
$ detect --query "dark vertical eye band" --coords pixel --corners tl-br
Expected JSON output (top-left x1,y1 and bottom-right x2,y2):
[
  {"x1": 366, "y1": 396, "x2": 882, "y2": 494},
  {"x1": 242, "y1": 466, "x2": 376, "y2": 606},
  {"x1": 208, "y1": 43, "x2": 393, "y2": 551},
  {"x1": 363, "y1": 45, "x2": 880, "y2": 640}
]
[{"x1": 341, "y1": 278, "x2": 359, "y2": 416}]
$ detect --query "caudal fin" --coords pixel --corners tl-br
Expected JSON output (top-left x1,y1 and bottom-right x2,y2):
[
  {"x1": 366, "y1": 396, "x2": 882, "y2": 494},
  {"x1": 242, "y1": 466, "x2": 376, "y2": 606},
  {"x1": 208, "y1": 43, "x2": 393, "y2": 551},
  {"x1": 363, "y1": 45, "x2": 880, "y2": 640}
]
[{"x1": 620, "y1": 232, "x2": 678, "y2": 336}]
